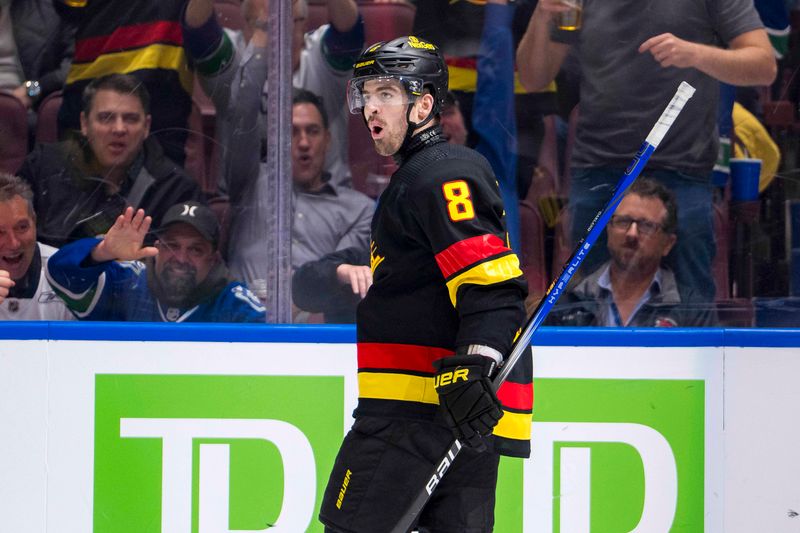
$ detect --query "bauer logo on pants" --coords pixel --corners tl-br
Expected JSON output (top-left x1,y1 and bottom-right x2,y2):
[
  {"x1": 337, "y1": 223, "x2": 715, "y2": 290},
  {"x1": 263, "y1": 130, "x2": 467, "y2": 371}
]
[{"x1": 92, "y1": 374, "x2": 345, "y2": 533}]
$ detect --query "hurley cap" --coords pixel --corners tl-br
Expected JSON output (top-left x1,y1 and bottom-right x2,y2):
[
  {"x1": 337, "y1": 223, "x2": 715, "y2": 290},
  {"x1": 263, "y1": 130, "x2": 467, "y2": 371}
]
[{"x1": 156, "y1": 201, "x2": 220, "y2": 246}]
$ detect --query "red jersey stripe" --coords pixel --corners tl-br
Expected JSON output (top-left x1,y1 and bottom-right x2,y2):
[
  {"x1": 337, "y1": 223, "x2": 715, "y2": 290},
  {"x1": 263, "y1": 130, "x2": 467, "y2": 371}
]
[
  {"x1": 74, "y1": 21, "x2": 183, "y2": 63},
  {"x1": 358, "y1": 343, "x2": 452, "y2": 374},
  {"x1": 435, "y1": 234, "x2": 509, "y2": 279},
  {"x1": 497, "y1": 380, "x2": 533, "y2": 411},
  {"x1": 445, "y1": 56, "x2": 478, "y2": 70}
]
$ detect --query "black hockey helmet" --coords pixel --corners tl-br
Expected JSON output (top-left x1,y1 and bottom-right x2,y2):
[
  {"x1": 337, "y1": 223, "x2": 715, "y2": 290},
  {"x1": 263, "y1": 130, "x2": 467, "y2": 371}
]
[{"x1": 347, "y1": 35, "x2": 449, "y2": 117}]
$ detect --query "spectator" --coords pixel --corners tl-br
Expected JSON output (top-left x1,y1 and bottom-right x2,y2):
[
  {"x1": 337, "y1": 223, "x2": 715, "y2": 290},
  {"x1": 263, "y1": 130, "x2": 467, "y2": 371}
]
[
  {"x1": 285, "y1": 89, "x2": 375, "y2": 322},
  {"x1": 0, "y1": 1, "x2": 75, "y2": 117},
  {"x1": 292, "y1": 246, "x2": 370, "y2": 323},
  {"x1": 183, "y1": 0, "x2": 364, "y2": 187},
  {"x1": 53, "y1": 0, "x2": 192, "y2": 165},
  {"x1": 288, "y1": 89, "x2": 373, "y2": 268},
  {"x1": 439, "y1": 91, "x2": 469, "y2": 147},
  {"x1": 548, "y1": 179, "x2": 717, "y2": 327},
  {"x1": 18, "y1": 74, "x2": 204, "y2": 249},
  {"x1": 46, "y1": 202, "x2": 266, "y2": 323},
  {"x1": 517, "y1": 0, "x2": 777, "y2": 300},
  {"x1": 0, "y1": 173, "x2": 73, "y2": 320}
]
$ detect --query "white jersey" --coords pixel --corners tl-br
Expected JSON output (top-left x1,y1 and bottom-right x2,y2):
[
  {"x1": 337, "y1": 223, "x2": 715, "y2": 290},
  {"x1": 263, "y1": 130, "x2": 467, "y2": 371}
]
[{"x1": 0, "y1": 243, "x2": 75, "y2": 321}]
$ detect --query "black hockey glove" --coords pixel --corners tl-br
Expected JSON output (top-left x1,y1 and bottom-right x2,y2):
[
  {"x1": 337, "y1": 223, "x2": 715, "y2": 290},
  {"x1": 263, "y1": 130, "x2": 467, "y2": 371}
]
[{"x1": 433, "y1": 354, "x2": 503, "y2": 448}]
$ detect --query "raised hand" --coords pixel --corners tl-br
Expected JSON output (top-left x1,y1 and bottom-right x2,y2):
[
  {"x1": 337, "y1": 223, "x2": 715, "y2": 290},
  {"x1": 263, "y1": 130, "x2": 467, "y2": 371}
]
[
  {"x1": 336, "y1": 264, "x2": 373, "y2": 298},
  {"x1": 0, "y1": 270, "x2": 14, "y2": 305},
  {"x1": 91, "y1": 207, "x2": 159, "y2": 263}
]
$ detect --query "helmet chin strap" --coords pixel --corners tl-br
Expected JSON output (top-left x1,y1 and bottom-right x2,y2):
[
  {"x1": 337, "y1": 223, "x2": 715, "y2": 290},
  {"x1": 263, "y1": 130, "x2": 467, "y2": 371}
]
[{"x1": 398, "y1": 102, "x2": 436, "y2": 156}]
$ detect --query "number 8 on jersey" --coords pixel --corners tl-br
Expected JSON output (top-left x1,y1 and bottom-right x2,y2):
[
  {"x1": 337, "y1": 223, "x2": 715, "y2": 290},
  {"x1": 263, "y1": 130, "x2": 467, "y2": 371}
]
[{"x1": 442, "y1": 180, "x2": 475, "y2": 222}]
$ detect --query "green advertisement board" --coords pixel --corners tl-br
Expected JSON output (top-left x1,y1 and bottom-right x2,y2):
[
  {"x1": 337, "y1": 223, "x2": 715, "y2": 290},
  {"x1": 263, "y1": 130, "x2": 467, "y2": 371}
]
[{"x1": 94, "y1": 374, "x2": 704, "y2": 532}]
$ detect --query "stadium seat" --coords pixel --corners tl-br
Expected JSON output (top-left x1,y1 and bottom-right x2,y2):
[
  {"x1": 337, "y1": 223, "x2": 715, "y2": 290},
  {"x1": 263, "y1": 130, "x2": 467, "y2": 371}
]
[
  {"x1": 184, "y1": 97, "x2": 214, "y2": 195},
  {"x1": 0, "y1": 93, "x2": 29, "y2": 174},
  {"x1": 214, "y1": 0, "x2": 245, "y2": 31},
  {"x1": 35, "y1": 90, "x2": 62, "y2": 146}
]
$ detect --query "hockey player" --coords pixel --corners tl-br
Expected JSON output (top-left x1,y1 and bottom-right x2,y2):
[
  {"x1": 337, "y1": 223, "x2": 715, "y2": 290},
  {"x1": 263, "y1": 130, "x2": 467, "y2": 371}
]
[
  {"x1": 45, "y1": 202, "x2": 266, "y2": 323},
  {"x1": 319, "y1": 36, "x2": 532, "y2": 532}
]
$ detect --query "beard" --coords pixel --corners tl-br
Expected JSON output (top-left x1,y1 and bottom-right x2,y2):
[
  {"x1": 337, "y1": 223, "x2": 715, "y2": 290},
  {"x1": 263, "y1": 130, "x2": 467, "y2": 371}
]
[{"x1": 158, "y1": 264, "x2": 199, "y2": 306}]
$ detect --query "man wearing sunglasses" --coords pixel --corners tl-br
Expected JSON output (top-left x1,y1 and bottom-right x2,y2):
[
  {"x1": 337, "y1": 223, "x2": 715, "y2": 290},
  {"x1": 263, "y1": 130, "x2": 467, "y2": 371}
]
[
  {"x1": 45, "y1": 201, "x2": 266, "y2": 323},
  {"x1": 550, "y1": 178, "x2": 716, "y2": 327}
]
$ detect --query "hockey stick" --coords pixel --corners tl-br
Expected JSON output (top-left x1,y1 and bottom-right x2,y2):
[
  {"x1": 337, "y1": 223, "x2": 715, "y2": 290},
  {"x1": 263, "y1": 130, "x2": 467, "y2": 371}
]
[{"x1": 390, "y1": 81, "x2": 696, "y2": 533}]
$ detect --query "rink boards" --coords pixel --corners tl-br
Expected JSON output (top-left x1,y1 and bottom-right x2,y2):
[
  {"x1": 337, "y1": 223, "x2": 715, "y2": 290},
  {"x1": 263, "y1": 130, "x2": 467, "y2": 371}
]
[{"x1": 1, "y1": 323, "x2": 799, "y2": 532}]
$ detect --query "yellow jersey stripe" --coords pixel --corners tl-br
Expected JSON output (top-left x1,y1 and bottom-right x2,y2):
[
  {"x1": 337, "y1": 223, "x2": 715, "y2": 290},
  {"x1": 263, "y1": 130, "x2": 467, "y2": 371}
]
[
  {"x1": 358, "y1": 372, "x2": 440, "y2": 405},
  {"x1": 494, "y1": 410, "x2": 532, "y2": 441},
  {"x1": 445, "y1": 253, "x2": 523, "y2": 307},
  {"x1": 67, "y1": 44, "x2": 192, "y2": 92},
  {"x1": 448, "y1": 65, "x2": 557, "y2": 95}
]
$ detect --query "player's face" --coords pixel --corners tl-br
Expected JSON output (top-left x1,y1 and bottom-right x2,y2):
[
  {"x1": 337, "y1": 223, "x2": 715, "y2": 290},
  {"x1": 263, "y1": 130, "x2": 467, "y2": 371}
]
[
  {"x1": 0, "y1": 195, "x2": 37, "y2": 281},
  {"x1": 80, "y1": 89, "x2": 151, "y2": 175},
  {"x1": 607, "y1": 193, "x2": 676, "y2": 275},
  {"x1": 154, "y1": 223, "x2": 217, "y2": 305},
  {"x1": 362, "y1": 78, "x2": 411, "y2": 156},
  {"x1": 292, "y1": 102, "x2": 330, "y2": 190}
]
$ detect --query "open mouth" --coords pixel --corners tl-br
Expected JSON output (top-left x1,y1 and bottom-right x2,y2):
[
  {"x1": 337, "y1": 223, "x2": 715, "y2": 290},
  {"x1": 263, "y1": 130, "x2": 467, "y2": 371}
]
[
  {"x1": 1, "y1": 251, "x2": 23, "y2": 267},
  {"x1": 370, "y1": 124, "x2": 384, "y2": 138},
  {"x1": 108, "y1": 142, "x2": 126, "y2": 154}
]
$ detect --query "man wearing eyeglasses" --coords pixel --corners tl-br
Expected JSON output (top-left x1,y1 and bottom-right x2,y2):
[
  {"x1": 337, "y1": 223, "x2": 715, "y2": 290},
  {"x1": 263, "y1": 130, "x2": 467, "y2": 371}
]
[
  {"x1": 45, "y1": 202, "x2": 266, "y2": 323},
  {"x1": 550, "y1": 178, "x2": 716, "y2": 327}
]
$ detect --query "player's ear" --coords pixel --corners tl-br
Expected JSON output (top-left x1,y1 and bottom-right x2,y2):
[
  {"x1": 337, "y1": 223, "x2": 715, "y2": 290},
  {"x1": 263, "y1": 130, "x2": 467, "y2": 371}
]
[{"x1": 414, "y1": 93, "x2": 435, "y2": 122}]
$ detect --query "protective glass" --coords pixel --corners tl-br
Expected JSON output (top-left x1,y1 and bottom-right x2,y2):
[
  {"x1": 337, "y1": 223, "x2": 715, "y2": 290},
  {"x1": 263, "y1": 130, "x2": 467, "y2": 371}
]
[{"x1": 346, "y1": 75, "x2": 423, "y2": 114}]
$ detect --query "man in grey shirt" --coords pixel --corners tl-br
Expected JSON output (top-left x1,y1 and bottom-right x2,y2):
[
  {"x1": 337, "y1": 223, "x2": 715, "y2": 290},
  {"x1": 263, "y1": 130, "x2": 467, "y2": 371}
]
[
  {"x1": 517, "y1": 0, "x2": 776, "y2": 300},
  {"x1": 288, "y1": 89, "x2": 373, "y2": 272}
]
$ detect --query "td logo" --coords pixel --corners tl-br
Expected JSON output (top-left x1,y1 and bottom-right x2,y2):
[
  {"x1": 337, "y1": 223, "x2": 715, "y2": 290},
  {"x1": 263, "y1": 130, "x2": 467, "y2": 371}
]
[
  {"x1": 518, "y1": 378, "x2": 705, "y2": 532},
  {"x1": 93, "y1": 375, "x2": 345, "y2": 533}
]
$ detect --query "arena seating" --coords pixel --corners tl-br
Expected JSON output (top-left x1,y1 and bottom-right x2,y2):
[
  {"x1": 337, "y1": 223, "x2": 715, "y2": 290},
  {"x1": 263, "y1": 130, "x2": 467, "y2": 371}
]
[
  {"x1": 0, "y1": 93, "x2": 29, "y2": 174},
  {"x1": 34, "y1": 90, "x2": 62, "y2": 146},
  {"x1": 214, "y1": 0, "x2": 245, "y2": 31},
  {"x1": 184, "y1": 96, "x2": 215, "y2": 195}
]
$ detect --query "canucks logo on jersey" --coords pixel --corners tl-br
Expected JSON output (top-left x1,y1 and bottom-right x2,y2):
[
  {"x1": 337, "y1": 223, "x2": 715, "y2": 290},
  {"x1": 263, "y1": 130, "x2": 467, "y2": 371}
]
[{"x1": 370, "y1": 241, "x2": 385, "y2": 274}]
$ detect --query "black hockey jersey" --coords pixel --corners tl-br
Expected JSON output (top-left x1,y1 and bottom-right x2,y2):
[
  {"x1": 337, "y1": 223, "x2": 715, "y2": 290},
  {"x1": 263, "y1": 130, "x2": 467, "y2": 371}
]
[{"x1": 355, "y1": 129, "x2": 533, "y2": 457}]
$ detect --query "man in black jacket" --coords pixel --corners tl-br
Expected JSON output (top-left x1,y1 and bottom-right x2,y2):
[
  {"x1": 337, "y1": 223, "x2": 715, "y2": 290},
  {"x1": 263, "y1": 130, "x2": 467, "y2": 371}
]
[
  {"x1": 18, "y1": 73, "x2": 204, "y2": 248},
  {"x1": 292, "y1": 246, "x2": 371, "y2": 323}
]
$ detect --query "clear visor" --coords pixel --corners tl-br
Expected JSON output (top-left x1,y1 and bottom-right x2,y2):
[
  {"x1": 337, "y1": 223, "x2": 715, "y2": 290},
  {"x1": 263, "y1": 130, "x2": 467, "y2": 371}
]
[{"x1": 346, "y1": 75, "x2": 423, "y2": 114}]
